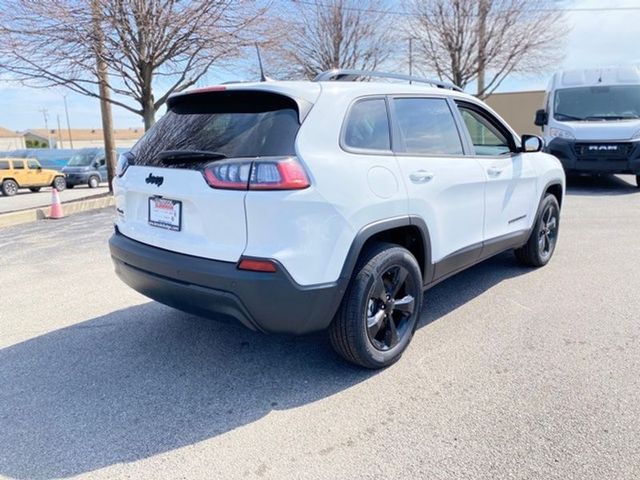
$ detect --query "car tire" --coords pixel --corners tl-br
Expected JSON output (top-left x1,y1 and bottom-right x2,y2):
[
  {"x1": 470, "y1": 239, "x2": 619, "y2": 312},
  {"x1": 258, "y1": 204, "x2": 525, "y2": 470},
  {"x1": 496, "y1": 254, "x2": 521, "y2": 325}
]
[
  {"x1": 67, "y1": 184, "x2": 75, "y2": 189},
  {"x1": 636, "y1": 175, "x2": 640, "y2": 188},
  {"x1": 515, "y1": 193, "x2": 561, "y2": 267},
  {"x1": 88, "y1": 176, "x2": 99, "y2": 188},
  {"x1": 52, "y1": 176, "x2": 66, "y2": 192},
  {"x1": 29, "y1": 187, "x2": 41, "y2": 192},
  {"x1": 329, "y1": 242, "x2": 423, "y2": 369},
  {"x1": 1, "y1": 179, "x2": 19, "y2": 197}
]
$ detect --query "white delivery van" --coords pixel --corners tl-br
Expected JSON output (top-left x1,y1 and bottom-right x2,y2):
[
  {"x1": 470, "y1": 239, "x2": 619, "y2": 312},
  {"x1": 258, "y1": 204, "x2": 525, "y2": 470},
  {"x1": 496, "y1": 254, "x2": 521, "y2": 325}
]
[{"x1": 534, "y1": 66, "x2": 640, "y2": 187}]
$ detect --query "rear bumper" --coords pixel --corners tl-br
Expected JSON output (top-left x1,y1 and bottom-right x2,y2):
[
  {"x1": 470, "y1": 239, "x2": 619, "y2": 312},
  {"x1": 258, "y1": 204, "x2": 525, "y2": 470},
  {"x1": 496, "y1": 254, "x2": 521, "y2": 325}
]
[
  {"x1": 546, "y1": 138, "x2": 640, "y2": 174},
  {"x1": 108, "y1": 229, "x2": 344, "y2": 334}
]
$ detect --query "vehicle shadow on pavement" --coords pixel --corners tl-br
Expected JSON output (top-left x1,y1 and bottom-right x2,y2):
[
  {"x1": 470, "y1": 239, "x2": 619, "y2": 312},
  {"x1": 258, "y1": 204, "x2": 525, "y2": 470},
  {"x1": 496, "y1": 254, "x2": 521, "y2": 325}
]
[
  {"x1": 0, "y1": 304, "x2": 375, "y2": 479},
  {"x1": 0, "y1": 252, "x2": 528, "y2": 480},
  {"x1": 565, "y1": 174, "x2": 638, "y2": 196}
]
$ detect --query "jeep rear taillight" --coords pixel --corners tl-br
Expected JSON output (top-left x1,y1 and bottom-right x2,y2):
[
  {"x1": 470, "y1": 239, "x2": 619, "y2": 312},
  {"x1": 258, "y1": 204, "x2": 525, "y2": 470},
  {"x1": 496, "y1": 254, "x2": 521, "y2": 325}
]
[{"x1": 203, "y1": 157, "x2": 310, "y2": 191}]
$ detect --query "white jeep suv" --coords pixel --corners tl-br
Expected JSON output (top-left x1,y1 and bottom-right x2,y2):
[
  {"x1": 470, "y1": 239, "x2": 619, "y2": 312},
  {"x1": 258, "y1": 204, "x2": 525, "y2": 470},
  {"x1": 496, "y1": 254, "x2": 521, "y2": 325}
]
[{"x1": 109, "y1": 70, "x2": 565, "y2": 369}]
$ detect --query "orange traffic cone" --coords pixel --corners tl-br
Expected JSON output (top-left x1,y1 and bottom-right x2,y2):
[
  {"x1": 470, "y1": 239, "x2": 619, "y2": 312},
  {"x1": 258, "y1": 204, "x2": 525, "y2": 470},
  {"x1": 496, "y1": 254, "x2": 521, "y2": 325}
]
[{"x1": 50, "y1": 188, "x2": 64, "y2": 219}]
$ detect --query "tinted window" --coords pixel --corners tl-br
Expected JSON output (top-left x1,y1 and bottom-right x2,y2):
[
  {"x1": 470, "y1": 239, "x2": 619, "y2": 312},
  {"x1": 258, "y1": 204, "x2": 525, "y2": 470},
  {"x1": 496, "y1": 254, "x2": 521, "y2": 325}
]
[
  {"x1": 27, "y1": 159, "x2": 40, "y2": 169},
  {"x1": 0, "y1": 161, "x2": 9, "y2": 170},
  {"x1": 132, "y1": 91, "x2": 301, "y2": 168},
  {"x1": 459, "y1": 108, "x2": 511, "y2": 156},
  {"x1": 12, "y1": 160, "x2": 24, "y2": 169},
  {"x1": 393, "y1": 98, "x2": 463, "y2": 155},
  {"x1": 343, "y1": 98, "x2": 390, "y2": 151}
]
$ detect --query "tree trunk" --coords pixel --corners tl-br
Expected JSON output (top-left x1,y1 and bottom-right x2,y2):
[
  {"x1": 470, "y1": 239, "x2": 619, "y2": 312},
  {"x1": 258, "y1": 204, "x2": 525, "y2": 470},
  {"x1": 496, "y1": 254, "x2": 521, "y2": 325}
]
[
  {"x1": 477, "y1": 0, "x2": 489, "y2": 97},
  {"x1": 142, "y1": 102, "x2": 155, "y2": 131},
  {"x1": 141, "y1": 63, "x2": 155, "y2": 131}
]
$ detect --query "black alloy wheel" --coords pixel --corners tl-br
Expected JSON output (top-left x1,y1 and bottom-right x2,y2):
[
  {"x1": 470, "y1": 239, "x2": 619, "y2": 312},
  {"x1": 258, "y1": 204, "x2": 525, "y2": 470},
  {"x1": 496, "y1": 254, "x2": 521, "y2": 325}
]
[
  {"x1": 537, "y1": 201, "x2": 558, "y2": 262},
  {"x1": 366, "y1": 265, "x2": 417, "y2": 351},
  {"x1": 329, "y1": 243, "x2": 423, "y2": 369}
]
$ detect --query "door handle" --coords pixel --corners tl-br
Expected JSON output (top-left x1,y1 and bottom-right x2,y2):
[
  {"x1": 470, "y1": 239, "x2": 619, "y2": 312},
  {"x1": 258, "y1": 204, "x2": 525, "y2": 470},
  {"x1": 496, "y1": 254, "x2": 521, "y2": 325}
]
[
  {"x1": 409, "y1": 170, "x2": 434, "y2": 183},
  {"x1": 487, "y1": 166, "x2": 504, "y2": 177}
]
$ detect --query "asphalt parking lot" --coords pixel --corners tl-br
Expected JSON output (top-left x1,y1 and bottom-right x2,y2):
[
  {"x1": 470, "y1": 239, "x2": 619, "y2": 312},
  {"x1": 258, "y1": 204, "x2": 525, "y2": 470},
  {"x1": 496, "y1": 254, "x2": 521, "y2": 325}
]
[
  {"x1": 1, "y1": 174, "x2": 639, "y2": 480},
  {"x1": 0, "y1": 185, "x2": 109, "y2": 214}
]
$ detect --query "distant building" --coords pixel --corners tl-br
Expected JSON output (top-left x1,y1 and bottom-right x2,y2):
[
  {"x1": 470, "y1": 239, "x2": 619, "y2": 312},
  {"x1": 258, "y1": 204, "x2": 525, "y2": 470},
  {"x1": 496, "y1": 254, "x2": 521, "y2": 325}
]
[
  {"x1": 485, "y1": 90, "x2": 545, "y2": 136},
  {"x1": 0, "y1": 127, "x2": 26, "y2": 151},
  {"x1": 24, "y1": 127, "x2": 144, "y2": 149}
]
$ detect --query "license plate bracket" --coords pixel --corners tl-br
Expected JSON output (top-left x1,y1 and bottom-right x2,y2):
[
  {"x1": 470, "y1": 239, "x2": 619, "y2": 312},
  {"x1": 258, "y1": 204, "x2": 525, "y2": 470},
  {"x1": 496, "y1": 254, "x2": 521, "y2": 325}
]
[{"x1": 148, "y1": 196, "x2": 182, "y2": 232}]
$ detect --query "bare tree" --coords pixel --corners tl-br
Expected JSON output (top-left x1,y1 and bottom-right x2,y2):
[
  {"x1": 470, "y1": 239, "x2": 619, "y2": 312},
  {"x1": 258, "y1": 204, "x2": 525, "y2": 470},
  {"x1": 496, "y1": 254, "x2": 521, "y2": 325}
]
[
  {"x1": 407, "y1": 0, "x2": 566, "y2": 98},
  {"x1": 0, "y1": 0, "x2": 267, "y2": 130},
  {"x1": 267, "y1": 0, "x2": 396, "y2": 79}
]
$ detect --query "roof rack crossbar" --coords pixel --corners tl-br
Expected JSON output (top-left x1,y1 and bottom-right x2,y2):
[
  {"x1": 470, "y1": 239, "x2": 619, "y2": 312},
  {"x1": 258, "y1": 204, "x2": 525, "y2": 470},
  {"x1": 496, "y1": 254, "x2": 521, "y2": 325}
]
[{"x1": 313, "y1": 69, "x2": 463, "y2": 92}]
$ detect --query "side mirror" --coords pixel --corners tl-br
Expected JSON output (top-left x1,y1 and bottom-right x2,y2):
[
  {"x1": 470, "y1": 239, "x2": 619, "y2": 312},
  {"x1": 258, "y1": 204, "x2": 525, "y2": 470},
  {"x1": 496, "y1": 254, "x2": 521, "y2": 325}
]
[
  {"x1": 37, "y1": 166, "x2": 42, "y2": 170},
  {"x1": 521, "y1": 134, "x2": 544, "y2": 153},
  {"x1": 534, "y1": 109, "x2": 548, "y2": 127}
]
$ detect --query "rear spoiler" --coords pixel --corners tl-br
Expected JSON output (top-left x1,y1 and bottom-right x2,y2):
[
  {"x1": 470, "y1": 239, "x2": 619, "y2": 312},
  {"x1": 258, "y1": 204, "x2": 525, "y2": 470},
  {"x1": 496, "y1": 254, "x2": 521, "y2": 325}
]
[{"x1": 167, "y1": 88, "x2": 314, "y2": 123}]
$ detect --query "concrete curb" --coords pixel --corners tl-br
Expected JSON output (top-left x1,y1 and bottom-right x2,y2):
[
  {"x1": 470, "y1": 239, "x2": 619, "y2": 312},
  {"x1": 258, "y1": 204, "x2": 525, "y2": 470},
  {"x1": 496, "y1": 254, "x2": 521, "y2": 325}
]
[{"x1": 0, "y1": 194, "x2": 114, "y2": 228}]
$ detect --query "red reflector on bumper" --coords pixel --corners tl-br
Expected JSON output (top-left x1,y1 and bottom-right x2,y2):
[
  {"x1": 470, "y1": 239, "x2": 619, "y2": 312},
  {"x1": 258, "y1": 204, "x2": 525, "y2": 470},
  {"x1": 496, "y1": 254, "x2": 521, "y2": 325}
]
[{"x1": 238, "y1": 258, "x2": 277, "y2": 273}]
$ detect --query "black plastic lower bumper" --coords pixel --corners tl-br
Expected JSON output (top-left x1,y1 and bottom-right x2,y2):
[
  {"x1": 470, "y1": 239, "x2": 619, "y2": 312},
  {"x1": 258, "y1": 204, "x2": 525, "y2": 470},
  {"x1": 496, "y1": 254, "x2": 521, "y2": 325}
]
[
  {"x1": 109, "y1": 230, "x2": 344, "y2": 334},
  {"x1": 546, "y1": 138, "x2": 640, "y2": 174}
]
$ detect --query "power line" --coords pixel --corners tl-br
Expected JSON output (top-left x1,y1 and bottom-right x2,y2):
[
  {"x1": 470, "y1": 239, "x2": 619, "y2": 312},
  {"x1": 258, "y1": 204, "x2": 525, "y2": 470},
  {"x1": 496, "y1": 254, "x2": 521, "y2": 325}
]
[{"x1": 291, "y1": 0, "x2": 640, "y2": 17}]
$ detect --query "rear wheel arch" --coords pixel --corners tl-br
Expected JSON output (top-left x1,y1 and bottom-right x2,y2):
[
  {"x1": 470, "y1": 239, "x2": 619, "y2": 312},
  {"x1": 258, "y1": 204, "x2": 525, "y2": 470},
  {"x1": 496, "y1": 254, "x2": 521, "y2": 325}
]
[
  {"x1": 339, "y1": 216, "x2": 432, "y2": 286},
  {"x1": 2, "y1": 177, "x2": 19, "y2": 186}
]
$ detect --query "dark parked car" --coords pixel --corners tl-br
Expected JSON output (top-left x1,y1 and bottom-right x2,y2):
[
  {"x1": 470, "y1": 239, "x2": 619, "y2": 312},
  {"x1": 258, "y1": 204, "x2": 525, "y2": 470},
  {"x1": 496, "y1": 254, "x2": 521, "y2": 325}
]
[{"x1": 61, "y1": 148, "x2": 127, "y2": 188}]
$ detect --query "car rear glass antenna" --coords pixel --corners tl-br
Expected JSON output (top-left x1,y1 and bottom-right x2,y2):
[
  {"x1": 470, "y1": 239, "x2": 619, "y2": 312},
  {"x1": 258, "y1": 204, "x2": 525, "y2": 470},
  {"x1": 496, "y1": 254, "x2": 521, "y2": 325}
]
[{"x1": 255, "y1": 43, "x2": 271, "y2": 82}]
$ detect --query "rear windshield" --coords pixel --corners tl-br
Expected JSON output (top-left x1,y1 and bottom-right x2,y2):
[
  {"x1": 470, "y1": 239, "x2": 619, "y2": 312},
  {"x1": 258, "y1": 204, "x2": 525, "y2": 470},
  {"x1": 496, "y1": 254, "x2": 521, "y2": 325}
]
[{"x1": 131, "y1": 91, "x2": 301, "y2": 168}]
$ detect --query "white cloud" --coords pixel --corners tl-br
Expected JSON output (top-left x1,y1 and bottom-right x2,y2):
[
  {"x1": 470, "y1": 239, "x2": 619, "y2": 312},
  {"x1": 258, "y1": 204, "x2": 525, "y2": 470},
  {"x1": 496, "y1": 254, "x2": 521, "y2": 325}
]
[{"x1": 498, "y1": 0, "x2": 640, "y2": 92}]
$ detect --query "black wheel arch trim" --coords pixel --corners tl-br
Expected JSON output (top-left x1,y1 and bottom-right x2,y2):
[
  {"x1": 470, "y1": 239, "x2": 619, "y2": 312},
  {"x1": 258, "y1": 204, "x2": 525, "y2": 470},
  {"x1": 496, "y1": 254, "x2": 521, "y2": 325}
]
[{"x1": 337, "y1": 215, "x2": 433, "y2": 288}]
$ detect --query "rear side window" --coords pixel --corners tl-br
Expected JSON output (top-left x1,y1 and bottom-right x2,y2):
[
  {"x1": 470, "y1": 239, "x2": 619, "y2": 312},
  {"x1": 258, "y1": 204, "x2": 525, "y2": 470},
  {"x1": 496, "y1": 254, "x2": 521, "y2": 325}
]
[
  {"x1": 0, "y1": 161, "x2": 9, "y2": 169},
  {"x1": 343, "y1": 98, "x2": 391, "y2": 151},
  {"x1": 393, "y1": 98, "x2": 463, "y2": 155},
  {"x1": 12, "y1": 160, "x2": 25, "y2": 169},
  {"x1": 132, "y1": 91, "x2": 301, "y2": 168}
]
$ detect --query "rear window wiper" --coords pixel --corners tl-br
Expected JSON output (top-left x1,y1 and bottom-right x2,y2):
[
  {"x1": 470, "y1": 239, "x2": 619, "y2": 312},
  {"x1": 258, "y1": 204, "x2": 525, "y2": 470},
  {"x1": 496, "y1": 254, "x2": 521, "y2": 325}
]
[{"x1": 157, "y1": 150, "x2": 227, "y2": 163}]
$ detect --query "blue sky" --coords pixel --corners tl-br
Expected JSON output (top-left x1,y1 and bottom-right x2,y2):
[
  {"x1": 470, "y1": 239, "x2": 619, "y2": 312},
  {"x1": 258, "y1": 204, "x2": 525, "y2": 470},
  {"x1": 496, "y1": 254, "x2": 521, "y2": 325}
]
[{"x1": 0, "y1": 0, "x2": 639, "y2": 132}]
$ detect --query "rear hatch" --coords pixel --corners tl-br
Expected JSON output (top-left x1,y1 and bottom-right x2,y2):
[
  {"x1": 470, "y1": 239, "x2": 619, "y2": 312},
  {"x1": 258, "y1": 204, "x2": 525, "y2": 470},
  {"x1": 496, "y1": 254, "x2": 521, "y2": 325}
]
[{"x1": 114, "y1": 88, "x2": 312, "y2": 262}]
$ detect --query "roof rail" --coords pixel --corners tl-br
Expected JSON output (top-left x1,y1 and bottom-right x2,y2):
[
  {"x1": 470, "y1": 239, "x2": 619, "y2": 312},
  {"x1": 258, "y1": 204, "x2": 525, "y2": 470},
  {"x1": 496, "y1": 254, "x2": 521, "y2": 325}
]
[{"x1": 313, "y1": 69, "x2": 463, "y2": 92}]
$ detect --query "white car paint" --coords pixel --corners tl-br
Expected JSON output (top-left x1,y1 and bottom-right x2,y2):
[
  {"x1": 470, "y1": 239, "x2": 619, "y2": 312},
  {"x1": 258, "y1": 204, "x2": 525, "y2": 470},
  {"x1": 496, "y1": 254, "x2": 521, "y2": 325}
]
[{"x1": 113, "y1": 79, "x2": 564, "y2": 287}]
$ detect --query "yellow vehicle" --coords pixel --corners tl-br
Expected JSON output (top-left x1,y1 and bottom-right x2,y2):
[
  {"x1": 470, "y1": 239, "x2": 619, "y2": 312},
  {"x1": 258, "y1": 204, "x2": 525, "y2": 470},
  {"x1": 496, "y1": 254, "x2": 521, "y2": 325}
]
[{"x1": 0, "y1": 157, "x2": 66, "y2": 196}]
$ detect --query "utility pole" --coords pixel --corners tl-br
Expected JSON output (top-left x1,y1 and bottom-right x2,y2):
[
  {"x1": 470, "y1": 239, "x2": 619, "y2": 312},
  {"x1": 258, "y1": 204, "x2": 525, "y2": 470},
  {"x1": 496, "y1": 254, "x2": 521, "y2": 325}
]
[
  {"x1": 477, "y1": 0, "x2": 489, "y2": 97},
  {"x1": 39, "y1": 108, "x2": 52, "y2": 149},
  {"x1": 63, "y1": 94, "x2": 74, "y2": 149},
  {"x1": 56, "y1": 115, "x2": 63, "y2": 148},
  {"x1": 91, "y1": 0, "x2": 116, "y2": 191}
]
